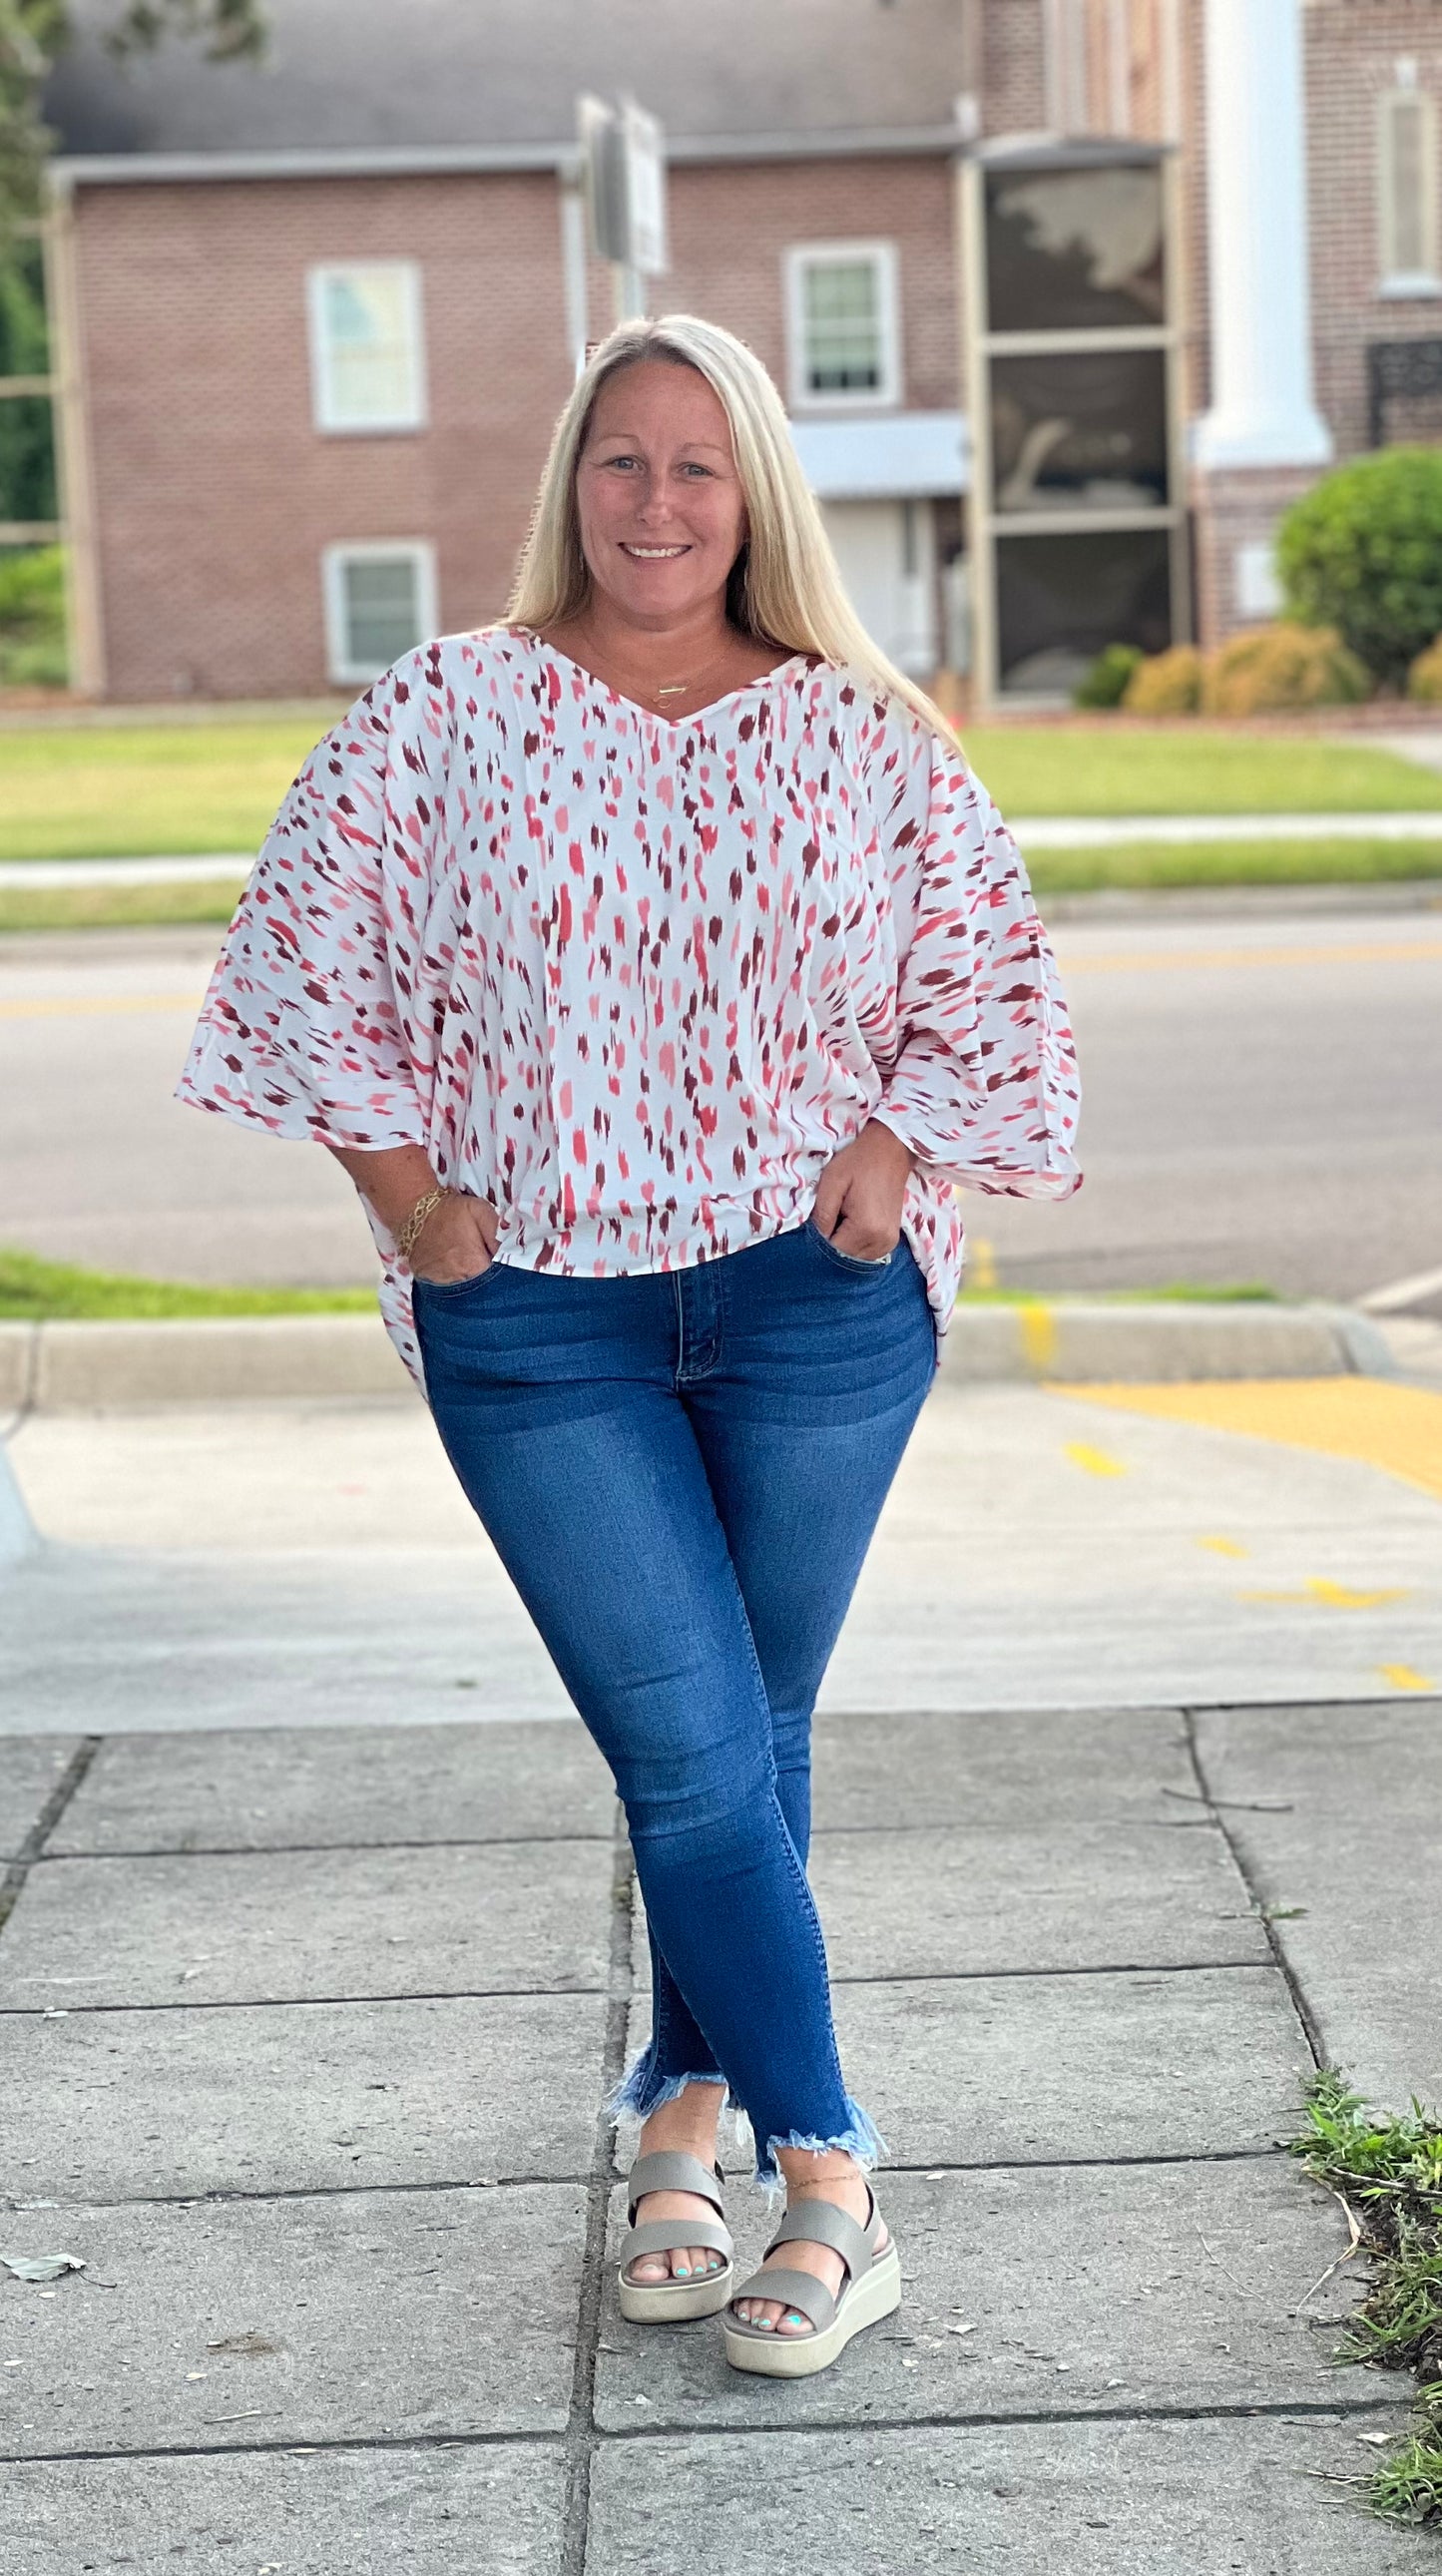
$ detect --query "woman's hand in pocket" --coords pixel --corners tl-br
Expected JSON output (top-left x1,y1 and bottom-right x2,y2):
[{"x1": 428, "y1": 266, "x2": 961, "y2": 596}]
[
  {"x1": 812, "y1": 1121, "x2": 913, "y2": 1260},
  {"x1": 411, "y1": 1190, "x2": 499, "y2": 1285}
]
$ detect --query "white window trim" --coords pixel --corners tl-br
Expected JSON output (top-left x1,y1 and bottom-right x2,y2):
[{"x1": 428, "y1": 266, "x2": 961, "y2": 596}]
[
  {"x1": 1377, "y1": 88, "x2": 1441, "y2": 297},
  {"x1": 321, "y1": 541, "x2": 438, "y2": 688},
  {"x1": 307, "y1": 260, "x2": 428, "y2": 435},
  {"x1": 784, "y1": 242, "x2": 902, "y2": 414}
]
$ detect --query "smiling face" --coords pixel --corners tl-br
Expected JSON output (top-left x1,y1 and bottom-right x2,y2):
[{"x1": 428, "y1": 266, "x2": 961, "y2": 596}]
[{"x1": 573, "y1": 358, "x2": 749, "y2": 632}]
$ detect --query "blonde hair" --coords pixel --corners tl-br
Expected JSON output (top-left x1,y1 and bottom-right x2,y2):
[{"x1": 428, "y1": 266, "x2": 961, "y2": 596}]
[{"x1": 504, "y1": 313, "x2": 957, "y2": 746}]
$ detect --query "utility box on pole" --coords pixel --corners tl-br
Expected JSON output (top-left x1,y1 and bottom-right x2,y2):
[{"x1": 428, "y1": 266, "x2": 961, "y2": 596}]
[
  {"x1": 961, "y1": 137, "x2": 1188, "y2": 707},
  {"x1": 576, "y1": 94, "x2": 670, "y2": 334}
]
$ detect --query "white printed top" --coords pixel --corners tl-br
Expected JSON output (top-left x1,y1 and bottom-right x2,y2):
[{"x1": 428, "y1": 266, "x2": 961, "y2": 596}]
[{"x1": 178, "y1": 627, "x2": 1081, "y2": 1388}]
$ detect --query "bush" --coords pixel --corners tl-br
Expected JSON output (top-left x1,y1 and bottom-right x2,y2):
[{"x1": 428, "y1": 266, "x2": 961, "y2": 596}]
[
  {"x1": 1073, "y1": 643, "x2": 1144, "y2": 710},
  {"x1": 0, "y1": 544, "x2": 67, "y2": 689},
  {"x1": 1407, "y1": 635, "x2": 1442, "y2": 704},
  {"x1": 1123, "y1": 644, "x2": 1203, "y2": 716},
  {"x1": 1276, "y1": 448, "x2": 1442, "y2": 687},
  {"x1": 1199, "y1": 623, "x2": 1370, "y2": 717}
]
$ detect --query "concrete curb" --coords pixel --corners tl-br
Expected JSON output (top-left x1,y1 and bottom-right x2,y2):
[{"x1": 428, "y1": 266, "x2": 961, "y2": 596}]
[{"x1": 0, "y1": 1300, "x2": 1396, "y2": 1411}]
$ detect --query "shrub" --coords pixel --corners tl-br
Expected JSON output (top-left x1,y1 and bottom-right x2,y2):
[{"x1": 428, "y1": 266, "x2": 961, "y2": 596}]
[
  {"x1": 1407, "y1": 635, "x2": 1442, "y2": 704},
  {"x1": 1073, "y1": 643, "x2": 1144, "y2": 710},
  {"x1": 1276, "y1": 448, "x2": 1442, "y2": 687},
  {"x1": 1123, "y1": 644, "x2": 1203, "y2": 716},
  {"x1": 1199, "y1": 623, "x2": 1370, "y2": 717},
  {"x1": 0, "y1": 544, "x2": 67, "y2": 689}
]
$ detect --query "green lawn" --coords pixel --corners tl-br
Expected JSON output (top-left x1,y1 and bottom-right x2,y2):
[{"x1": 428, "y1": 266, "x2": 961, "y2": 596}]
[
  {"x1": 0, "y1": 1246, "x2": 374, "y2": 1320},
  {"x1": 0, "y1": 721, "x2": 329, "y2": 863},
  {"x1": 4, "y1": 836, "x2": 1440, "y2": 935},
  {"x1": 0, "y1": 718, "x2": 1440, "y2": 865},
  {"x1": 964, "y1": 728, "x2": 1442, "y2": 817},
  {"x1": 0, "y1": 1245, "x2": 1276, "y2": 1321}
]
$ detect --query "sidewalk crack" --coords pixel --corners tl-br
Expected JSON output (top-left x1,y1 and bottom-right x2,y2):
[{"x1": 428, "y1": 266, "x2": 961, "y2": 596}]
[
  {"x1": 0, "y1": 1734, "x2": 102, "y2": 1945},
  {"x1": 560, "y1": 1809, "x2": 634, "y2": 2576},
  {"x1": 1183, "y1": 1708, "x2": 1324, "y2": 2068}
]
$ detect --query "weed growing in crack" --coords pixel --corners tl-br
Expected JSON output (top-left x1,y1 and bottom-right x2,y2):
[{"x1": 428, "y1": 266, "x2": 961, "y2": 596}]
[{"x1": 1291, "y1": 2069, "x2": 1442, "y2": 2524}]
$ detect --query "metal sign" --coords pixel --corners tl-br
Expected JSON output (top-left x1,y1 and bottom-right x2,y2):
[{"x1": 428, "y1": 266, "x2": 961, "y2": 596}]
[{"x1": 577, "y1": 94, "x2": 669, "y2": 276}]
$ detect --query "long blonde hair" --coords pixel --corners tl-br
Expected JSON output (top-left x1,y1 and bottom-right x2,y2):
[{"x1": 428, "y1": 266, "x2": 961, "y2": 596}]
[{"x1": 505, "y1": 313, "x2": 957, "y2": 745}]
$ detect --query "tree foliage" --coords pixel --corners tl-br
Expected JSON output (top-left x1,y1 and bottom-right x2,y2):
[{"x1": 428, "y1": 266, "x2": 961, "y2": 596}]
[
  {"x1": 1, "y1": 0, "x2": 265, "y2": 236},
  {"x1": 1277, "y1": 448, "x2": 1442, "y2": 689}
]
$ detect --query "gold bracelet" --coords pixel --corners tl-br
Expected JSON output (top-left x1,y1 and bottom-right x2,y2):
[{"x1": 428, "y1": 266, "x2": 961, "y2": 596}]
[{"x1": 395, "y1": 1184, "x2": 450, "y2": 1264}]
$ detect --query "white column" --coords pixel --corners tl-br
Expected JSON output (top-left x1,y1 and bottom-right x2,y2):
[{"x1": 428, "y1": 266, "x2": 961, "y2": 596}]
[{"x1": 1194, "y1": 0, "x2": 1331, "y2": 469}]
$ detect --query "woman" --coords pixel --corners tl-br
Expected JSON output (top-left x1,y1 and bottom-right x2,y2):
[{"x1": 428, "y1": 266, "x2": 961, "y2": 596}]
[{"x1": 179, "y1": 312, "x2": 1080, "y2": 2380}]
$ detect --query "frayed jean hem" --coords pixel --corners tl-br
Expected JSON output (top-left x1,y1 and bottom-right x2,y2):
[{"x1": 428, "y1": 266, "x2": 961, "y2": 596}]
[
  {"x1": 605, "y1": 2049, "x2": 728, "y2": 2127},
  {"x1": 753, "y1": 2096, "x2": 887, "y2": 2199}
]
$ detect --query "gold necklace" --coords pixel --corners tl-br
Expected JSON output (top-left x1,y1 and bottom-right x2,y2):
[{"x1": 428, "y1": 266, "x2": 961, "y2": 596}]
[{"x1": 579, "y1": 637, "x2": 735, "y2": 705}]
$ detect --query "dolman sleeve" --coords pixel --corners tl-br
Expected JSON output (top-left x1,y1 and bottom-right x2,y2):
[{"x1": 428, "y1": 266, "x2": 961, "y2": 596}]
[
  {"x1": 867, "y1": 707, "x2": 1081, "y2": 1200},
  {"x1": 176, "y1": 655, "x2": 441, "y2": 1149}
]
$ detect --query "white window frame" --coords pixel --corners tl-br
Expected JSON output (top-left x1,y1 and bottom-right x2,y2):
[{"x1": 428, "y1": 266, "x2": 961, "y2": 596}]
[
  {"x1": 784, "y1": 243, "x2": 902, "y2": 413},
  {"x1": 306, "y1": 260, "x2": 428, "y2": 433},
  {"x1": 1377, "y1": 87, "x2": 1441, "y2": 297},
  {"x1": 321, "y1": 541, "x2": 438, "y2": 688}
]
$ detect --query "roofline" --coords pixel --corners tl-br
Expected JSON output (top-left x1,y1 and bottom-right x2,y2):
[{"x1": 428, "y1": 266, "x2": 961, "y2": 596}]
[{"x1": 48, "y1": 122, "x2": 965, "y2": 192}]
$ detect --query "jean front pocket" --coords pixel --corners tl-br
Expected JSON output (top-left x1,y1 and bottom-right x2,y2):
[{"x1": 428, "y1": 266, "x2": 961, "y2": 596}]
[
  {"x1": 803, "y1": 1218, "x2": 896, "y2": 1276},
  {"x1": 411, "y1": 1258, "x2": 506, "y2": 1303}
]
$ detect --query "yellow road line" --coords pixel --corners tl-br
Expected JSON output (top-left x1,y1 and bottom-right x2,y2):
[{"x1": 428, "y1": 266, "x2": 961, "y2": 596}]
[
  {"x1": 1378, "y1": 1663, "x2": 1438, "y2": 1692},
  {"x1": 1240, "y1": 1578, "x2": 1411, "y2": 1610},
  {"x1": 1057, "y1": 1377, "x2": 1442, "y2": 1505},
  {"x1": 1063, "y1": 940, "x2": 1442, "y2": 976},
  {"x1": 0, "y1": 991, "x2": 206, "y2": 1021},
  {"x1": 1197, "y1": 1534, "x2": 1248, "y2": 1558},
  {"x1": 1063, "y1": 1440, "x2": 1128, "y2": 1478}
]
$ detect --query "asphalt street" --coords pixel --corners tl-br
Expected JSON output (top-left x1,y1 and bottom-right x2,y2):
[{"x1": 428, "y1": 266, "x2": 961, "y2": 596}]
[{"x1": 2, "y1": 897, "x2": 1441, "y2": 1302}]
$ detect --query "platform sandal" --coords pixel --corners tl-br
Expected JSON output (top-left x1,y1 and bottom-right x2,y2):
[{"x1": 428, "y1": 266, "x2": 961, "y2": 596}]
[
  {"x1": 721, "y1": 2185, "x2": 899, "y2": 2376},
  {"x1": 616, "y1": 2150, "x2": 735, "y2": 2322}
]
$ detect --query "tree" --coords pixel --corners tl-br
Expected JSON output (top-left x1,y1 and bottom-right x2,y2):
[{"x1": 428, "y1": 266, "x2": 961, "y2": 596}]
[{"x1": 1, "y1": 0, "x2": 266, "y2": 243}]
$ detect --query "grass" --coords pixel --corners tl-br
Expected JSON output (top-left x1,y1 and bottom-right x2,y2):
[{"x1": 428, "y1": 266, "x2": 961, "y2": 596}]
[
  {"x1": 0, "y1": 721, "x2": 1440, "y2": 869},
  {"x1": 3, "y1": 836, "x2": 1442, "y2": 939},
  {"x1": 0, "y1": 721, "x2": 326, "y2": 863},
  {"x1": 0, "y1": 1246, "x2": 374, "y2": 1322},
  {"x1": 1022, "y1": 838, "x2": 1442, "y2": 895},
  {"x1": 0, "y1": 1245, "x2": 1282, "y2": 1322},
  {"x1": 1291, "y1": 2069, "x2": 1442, "y2": 2524},
  {"x1": 0, "y1": 877, "x2": 247, "y2": 934},
  {"x1": 964, "y1": 729, "x2": 1442, "y2": 818}
]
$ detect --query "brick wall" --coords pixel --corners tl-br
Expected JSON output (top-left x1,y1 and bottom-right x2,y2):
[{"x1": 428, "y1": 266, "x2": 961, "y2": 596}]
[
  {"x1": 73, "y1": 156, "x2": 960, "y2": 701},
  {"x1": 1304, "y1": 0, "x2": 1442, "y2": 460}
]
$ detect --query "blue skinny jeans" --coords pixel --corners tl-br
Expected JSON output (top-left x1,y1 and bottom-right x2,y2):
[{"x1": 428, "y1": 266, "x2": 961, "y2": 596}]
[{"x1": 412, "y1": 1212, "x2": 938, "y2": 2189}]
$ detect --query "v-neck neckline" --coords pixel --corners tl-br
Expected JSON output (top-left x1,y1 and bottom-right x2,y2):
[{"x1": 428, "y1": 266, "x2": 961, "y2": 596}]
[{"x1": 519, "y1": 628, "x2": 815, "y2": 729}]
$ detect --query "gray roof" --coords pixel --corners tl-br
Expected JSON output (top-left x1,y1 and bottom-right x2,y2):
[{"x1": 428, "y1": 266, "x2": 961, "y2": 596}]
[{"x1": 46, "y1": 0, "x2": 968, "y2": 163}]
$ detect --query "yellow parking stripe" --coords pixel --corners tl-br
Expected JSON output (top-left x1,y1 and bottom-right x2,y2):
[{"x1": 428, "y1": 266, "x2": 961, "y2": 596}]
[
  {"x1": 1064, "y1": 1440, "x2": 1128, "y2": 1477},
  {"x1": 1058, "y1": 1378, "x2": 1442, "y2": 1505},
  {"x1": 1378, "y1": 1664, "x2": 1438, "y2": 1692}
]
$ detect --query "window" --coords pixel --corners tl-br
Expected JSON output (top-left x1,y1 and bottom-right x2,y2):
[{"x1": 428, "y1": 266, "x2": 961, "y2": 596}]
[
  {"x1": 307, "y1": 262, "x2": 427, "y2": 432},
  {"x1": 785, "y1": 245, "x2": 900, "y2": 409},
  {"x1": 321, "y1": 543, "x2": 437, "y2": 686},
  {"x1": 1378, "y1": 87, "x2": 1440, "y2": 294}
]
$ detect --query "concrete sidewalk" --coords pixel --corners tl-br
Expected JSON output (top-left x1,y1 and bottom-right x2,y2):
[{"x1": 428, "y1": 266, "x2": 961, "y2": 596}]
[
  {"x1": 1, "y1": 1697, "x2": 1438, "y2": 2570},
  {"x1": 3, "y1": 1374, "x2": 1440, "y2": 2566}
]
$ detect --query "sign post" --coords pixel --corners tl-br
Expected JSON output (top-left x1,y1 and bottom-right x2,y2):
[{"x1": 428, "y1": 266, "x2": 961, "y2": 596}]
[{"x1": 570, "y1": 93, "x2": 670, "y2": 368}]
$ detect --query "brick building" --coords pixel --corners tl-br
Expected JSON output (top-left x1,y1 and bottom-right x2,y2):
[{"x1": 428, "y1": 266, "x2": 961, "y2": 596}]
[{"x1": 30, "y1": 0, "x2": 1442, "y2": 704}]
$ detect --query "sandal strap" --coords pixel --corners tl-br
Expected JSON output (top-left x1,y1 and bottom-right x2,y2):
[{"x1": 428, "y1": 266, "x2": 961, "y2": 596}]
[
  {"x1": 729, "y1": 2263, "x2": 838, "y2": 2333},
  {"x1": 620, "y1": 2215, "x2": 732, "y2": 2266},
  {"x1": 766, "y1": 2193, "x2": 874, "y2": 2281},
  {"x1": 625, "y1": 2151, "x2": 725, "y2": 2226}
]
